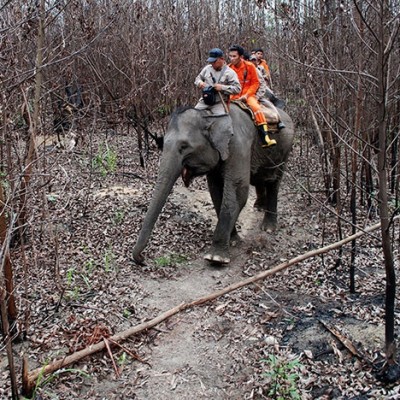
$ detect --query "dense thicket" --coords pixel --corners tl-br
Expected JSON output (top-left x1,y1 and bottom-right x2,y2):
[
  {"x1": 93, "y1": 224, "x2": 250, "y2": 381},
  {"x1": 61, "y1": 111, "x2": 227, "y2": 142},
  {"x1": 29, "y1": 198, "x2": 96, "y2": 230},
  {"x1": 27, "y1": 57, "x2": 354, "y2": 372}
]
[
  {"x1": 1, "y1": 1, "x2": 399, "y2": 190},
  {"x1": 1, "y1": 0, "x2": 399, "y2": 395}
]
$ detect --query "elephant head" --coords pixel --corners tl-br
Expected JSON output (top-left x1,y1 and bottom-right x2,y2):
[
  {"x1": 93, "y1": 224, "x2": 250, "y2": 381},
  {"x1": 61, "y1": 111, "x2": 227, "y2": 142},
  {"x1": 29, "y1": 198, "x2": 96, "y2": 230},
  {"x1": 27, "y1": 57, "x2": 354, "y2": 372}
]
[
  {"x1": 132, "y1": 104, "x2": 294, "y2": 265},
  {"x1": 132, "y1": 108, "x2": 230, "y2": 264}
]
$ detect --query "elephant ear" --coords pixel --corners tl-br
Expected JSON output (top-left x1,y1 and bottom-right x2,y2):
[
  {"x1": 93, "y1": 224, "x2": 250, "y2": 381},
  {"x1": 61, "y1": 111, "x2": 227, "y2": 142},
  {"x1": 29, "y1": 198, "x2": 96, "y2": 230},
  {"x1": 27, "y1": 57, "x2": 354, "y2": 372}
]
[{"x1": 205, "y1": 116, "x2": 233, "y2": 161}]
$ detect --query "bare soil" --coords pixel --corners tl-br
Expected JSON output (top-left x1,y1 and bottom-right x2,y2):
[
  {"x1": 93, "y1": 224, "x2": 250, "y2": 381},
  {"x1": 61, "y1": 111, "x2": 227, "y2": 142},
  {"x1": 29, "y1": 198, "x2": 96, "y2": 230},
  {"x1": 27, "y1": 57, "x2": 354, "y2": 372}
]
[{"x1": 1, "y1": 127, "x2": 399, "y2": 399}]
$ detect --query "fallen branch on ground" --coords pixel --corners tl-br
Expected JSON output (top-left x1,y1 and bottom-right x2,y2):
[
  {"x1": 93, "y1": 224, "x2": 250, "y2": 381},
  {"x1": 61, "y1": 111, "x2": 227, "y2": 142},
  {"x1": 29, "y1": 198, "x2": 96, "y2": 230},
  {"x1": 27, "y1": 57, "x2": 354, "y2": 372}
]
[
  {"x1": 103, "y1": 337, "x2": 120, "y2": 378},
  {"x1": 22, "y1": 217, "x2": 398, "y2": 395},
  {"x1": 319, "y1": 319, "x2": 372, "y2": 364}
]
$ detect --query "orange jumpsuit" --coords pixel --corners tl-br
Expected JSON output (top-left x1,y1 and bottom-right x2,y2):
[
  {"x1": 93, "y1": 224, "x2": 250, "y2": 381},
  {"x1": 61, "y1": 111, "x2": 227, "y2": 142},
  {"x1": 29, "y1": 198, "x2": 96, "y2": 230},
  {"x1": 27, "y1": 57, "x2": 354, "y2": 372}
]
[
  {"x1": 259, "y1": 59, "x2": 270, "y2": 77},
  {"x1": 229, "y1": 60, "x2": 267, "y2": 127},
  {"x1": 258, "y1": 59, "x2": 271, "y2": 86}
]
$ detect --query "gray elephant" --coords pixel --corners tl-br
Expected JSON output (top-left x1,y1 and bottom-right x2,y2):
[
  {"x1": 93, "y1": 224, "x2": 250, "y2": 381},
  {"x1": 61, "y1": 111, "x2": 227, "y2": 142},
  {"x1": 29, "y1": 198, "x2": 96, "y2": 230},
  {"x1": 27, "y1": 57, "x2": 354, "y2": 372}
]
[{"x1": 132, "y1": 103, "x2": 294, "y2": 265}]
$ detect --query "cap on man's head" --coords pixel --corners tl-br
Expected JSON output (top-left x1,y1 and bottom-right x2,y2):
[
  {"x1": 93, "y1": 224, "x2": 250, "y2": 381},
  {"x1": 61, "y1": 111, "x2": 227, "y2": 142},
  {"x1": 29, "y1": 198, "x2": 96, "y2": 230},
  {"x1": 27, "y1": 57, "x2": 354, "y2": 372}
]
[
  {"x1": 249, "y1": 54, "x2": 257, "y2": 61},
  {"x1": 207, "y1": 48, "x2": 224, "y2": 62}
]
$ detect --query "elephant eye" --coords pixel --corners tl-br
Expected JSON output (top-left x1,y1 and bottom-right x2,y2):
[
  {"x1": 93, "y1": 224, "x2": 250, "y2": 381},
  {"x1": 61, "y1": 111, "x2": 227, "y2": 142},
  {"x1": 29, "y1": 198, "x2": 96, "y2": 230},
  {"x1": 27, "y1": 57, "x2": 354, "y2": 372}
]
[{"x1": 178, "y1": 142, "x2": 189, "y2": 153}]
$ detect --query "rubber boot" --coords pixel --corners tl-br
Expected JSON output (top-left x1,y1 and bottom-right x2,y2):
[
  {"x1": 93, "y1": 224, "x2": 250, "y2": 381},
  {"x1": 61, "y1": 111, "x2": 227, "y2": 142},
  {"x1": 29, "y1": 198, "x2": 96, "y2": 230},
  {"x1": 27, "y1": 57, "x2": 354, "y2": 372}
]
[
  {"x1": 258, "y1": 124, "x2": 276, "y2": 147},
  {"x1": 265, "y1": 88, "x2": 286, "y2": 110}
]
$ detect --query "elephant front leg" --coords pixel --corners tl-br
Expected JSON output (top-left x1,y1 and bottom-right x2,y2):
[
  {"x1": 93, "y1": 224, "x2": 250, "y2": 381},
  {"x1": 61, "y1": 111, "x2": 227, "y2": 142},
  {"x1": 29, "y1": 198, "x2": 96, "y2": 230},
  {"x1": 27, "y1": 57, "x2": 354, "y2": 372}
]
[
  {"x1": 205, "y1": 173, "x2": 249, "y2": 264},
  {"x1": 204, "y1": 218, "x2": 233, "y2": 264},
  {"x1": 205, "y1": 175, "x2": 230, "y2": 264},
  {"x1": 204, "y1": 202, "x2": 242, "y2": 265}
]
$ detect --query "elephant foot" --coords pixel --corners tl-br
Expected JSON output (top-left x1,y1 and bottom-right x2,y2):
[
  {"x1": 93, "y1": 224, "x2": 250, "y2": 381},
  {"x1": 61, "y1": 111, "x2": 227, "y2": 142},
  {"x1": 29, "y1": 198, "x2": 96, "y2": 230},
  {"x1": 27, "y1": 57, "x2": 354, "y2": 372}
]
[
  {"x1": 230, "y1": 229, "x2": 241, "y2": 246},
  {"x1": 132, "y1": 250, "x2": 145, "y2": 265},
  {"x1": 260, "y1": 221, "x2": 277, "y2": 233},
  {"x1": 204, "y1": 253, "x2": 230, "y2": 265},
  {"x1": 261, "y1": 212, "x2": 278, "y2": 232},
  {"x1": 253, "y1": 199, "x2": 267, "y2": 211}
]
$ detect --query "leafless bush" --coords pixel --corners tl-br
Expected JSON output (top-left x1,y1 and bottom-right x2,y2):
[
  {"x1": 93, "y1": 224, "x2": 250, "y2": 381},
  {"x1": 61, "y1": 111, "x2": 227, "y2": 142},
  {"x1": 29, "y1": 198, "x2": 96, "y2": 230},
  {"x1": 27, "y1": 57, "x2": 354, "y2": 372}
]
[{"x1": 1, "y1": 1, "x2": 400, "y2": 395}]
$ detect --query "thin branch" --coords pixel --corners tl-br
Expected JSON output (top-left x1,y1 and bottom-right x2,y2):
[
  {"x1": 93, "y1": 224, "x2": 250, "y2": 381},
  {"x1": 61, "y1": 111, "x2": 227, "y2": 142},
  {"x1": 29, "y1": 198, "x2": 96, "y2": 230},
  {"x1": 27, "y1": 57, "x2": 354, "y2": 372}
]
[
  {"x1": 103, "y1": 337, "x2": 120, "y2": 378},
  {"x1": 352, "y1": 0, "x2": 380, "y2": 44}
]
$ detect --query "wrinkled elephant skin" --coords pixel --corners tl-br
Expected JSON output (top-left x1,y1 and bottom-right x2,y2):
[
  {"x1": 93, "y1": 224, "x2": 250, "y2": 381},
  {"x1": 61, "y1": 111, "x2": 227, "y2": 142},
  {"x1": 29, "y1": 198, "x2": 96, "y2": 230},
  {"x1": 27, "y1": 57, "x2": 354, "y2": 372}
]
[{"x1": 132, "y1": 105, "x2": 294, "y2": 265}]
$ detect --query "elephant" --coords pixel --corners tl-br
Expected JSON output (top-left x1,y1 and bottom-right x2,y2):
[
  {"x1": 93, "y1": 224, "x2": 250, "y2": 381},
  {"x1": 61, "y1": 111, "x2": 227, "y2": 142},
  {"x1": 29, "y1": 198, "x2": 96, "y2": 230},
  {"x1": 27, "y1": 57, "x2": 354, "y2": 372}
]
[{"x1": 132, "y1": 103, "x2": 294, "y2": 265}]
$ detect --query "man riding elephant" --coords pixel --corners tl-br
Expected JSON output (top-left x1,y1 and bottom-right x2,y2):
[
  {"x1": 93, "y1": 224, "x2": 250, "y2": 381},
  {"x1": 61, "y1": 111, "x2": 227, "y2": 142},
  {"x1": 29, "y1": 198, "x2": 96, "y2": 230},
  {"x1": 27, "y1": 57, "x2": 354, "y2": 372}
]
[
  {"x1": 228, "y1": 44, "x2": 276, "y2": 148},
  {"x1": 251, "y1": 47, "x2": 286, "y2": 109},
  {"x1": 194, "y1": 47, "x2": 241, "y2": 115},
  {"x1": 192, "y1": 48, "x2": 241, "y2": 165},
  {"x1": 247, "y1": 53, "x2": 285, "y2": 127}
]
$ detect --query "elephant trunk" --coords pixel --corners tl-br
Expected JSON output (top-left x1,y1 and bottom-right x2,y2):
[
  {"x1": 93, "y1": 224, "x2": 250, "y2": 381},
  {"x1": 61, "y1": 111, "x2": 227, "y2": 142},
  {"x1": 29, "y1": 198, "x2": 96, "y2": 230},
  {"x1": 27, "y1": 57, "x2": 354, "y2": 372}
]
[{"x1": 132, "y1": 153, "x2": 183, "y2": 264}]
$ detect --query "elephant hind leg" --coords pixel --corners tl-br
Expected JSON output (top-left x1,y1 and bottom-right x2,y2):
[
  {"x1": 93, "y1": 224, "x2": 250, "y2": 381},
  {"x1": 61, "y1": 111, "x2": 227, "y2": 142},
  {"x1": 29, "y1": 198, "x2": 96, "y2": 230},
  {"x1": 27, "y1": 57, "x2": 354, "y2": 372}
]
[
  {"x1": 230, "y1": 226, "x2": 242, "y2": 245},
  {"x1": 261, "y1": 210, "x2": 278, "y2": 232},
  {"x1": 259, "y1": 180, "x2": 280, "y2": 232},
  {"x1": 254, "y1": 184, "x2": 267, "y2": 210}
]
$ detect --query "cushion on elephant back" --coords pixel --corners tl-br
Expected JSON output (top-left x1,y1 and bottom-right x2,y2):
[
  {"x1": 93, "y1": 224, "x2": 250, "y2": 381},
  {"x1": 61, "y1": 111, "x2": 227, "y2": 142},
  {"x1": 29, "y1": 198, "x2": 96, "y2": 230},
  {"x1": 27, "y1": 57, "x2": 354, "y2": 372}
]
[{"x1": 231, "y1": 100, "x2": 280, "y2": 132}]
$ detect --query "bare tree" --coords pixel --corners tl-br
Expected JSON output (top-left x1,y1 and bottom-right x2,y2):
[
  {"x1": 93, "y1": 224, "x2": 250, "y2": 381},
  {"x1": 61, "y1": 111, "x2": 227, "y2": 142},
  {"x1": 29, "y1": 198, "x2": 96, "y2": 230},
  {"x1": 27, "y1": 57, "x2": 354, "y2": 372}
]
[
  {"x1": 1, "y1": 0, "x2": 399, "y2": 395},
  {"x1": 257, "y1": 0, "x2": 400, "y2": 371},
  {"x1": 369, "y1": 0, "x2": 400, "y2": 369}
]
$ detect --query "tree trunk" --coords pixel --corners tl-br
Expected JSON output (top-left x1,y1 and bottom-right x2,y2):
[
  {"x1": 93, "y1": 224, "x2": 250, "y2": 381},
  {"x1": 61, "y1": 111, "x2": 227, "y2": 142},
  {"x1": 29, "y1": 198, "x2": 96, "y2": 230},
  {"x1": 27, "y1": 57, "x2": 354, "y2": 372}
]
[
  {"x1": 17, "y1": 0, "x2": 45, "y2": 237},
  {"x1": 375, "y1": 0, "x2": 396, "y2": 365},
  {"x1": 0, "y1": 184, "x2": 17, "y2": 326},
  {"x1": 350, "y1": 4, "x2": 364, "y2": 293}
]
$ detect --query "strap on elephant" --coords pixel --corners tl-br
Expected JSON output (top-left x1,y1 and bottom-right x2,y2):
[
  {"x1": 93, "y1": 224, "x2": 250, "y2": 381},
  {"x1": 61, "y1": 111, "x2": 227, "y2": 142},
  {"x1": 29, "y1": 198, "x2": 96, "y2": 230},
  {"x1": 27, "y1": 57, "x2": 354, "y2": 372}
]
[{"x1": 231, "y1": 100, "x2": 279, "y2": 132}]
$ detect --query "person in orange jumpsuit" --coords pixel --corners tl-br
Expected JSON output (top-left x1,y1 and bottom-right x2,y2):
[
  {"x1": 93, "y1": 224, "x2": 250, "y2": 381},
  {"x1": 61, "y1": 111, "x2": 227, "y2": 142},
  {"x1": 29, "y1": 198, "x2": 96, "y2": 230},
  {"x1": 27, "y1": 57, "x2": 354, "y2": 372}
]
[
  {"x1": 252, "y1": 48, "x2": 272, "y2": 87},
  {"x1": 228, "y1": 44, "x2": 276, "y2": 147}
]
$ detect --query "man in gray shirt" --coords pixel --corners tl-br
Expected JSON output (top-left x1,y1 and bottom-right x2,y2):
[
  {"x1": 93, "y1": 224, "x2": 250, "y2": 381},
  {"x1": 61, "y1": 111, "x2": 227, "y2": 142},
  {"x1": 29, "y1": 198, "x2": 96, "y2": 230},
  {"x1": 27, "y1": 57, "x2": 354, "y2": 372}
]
[
  {"x1": 193, "y1": 48, "x2": 241, "y2": 161},
  {"x1": 195, "y1": 48, "x2": 241, "y2": 115}
]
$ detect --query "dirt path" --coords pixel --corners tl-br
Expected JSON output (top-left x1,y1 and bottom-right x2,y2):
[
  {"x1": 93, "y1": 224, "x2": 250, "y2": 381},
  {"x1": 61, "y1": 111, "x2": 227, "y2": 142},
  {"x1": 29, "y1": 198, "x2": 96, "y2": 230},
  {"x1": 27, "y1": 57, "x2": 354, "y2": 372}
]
[
  {"x1": 130, "y1": 186, "x2": 307, "y2": 399},
  {"x1": 118, "y1": 183, "x2": 387, "y2": 399}
]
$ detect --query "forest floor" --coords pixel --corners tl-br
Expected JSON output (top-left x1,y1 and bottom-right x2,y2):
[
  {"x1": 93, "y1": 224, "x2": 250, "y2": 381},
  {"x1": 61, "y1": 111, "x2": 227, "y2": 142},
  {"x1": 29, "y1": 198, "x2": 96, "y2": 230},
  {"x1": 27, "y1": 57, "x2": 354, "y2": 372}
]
[{"x1": 1, "y1": 124, "x2": 400, "y2": 399}]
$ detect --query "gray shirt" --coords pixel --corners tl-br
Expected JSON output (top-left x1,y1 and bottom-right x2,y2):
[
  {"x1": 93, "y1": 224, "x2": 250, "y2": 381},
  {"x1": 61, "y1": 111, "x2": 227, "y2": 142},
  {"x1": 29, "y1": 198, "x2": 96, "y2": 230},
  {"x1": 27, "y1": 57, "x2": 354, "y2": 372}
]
[
  {"x1": 255, "y1": 67, "x2": 268, "y2": 99},
  {"x1": 194, "y1": 64, "x2": 241, "y2": 102}
]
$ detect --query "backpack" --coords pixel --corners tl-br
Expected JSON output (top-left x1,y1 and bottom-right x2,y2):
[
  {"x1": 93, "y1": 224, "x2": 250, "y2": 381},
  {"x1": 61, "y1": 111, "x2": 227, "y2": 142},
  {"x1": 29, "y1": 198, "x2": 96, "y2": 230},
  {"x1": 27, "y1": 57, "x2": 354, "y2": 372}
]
[{"x1": 202, "y1": 86, "x2": 217, "y2": 106}]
